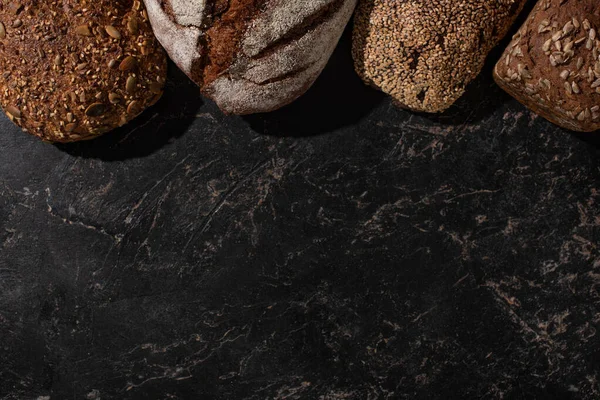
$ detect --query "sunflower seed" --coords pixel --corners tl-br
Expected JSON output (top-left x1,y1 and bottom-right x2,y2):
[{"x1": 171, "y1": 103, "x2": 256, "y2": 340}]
[
  {"x1": 583, "y1": 19, "x2": 591, "y2": 31},
  {"x1": 542, "y1": 38, "x2": 553, "y2": 52}
]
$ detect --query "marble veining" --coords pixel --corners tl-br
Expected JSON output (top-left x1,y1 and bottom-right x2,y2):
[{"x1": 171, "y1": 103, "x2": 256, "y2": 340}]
[{"x1": 0, "y1": 33, "x2": 599, "y2": 399}]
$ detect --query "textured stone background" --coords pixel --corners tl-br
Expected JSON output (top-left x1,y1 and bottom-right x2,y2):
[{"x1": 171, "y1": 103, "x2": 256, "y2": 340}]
[{"x1": 0, "y1": 30, "x2": 599, "y2": 399}]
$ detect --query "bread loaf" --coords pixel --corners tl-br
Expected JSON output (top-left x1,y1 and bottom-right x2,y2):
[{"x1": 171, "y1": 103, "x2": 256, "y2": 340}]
[
  {"x1": 352, "y1": 0, "x2": 528, "y2": 113},
  {"x1": 0, "y1": 1, "x2": 168, "y2": 143},
  {"x1": 143, "y1": 0, "x2": 357, "y2": 115},
  {"x1": 494, "y1": 0, "x2": 600, "y2": 132}
]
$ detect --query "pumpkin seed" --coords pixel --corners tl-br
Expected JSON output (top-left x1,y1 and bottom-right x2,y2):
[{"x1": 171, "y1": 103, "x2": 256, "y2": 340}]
[
  {"x1": 6, "y1": 105, "x2": 21, "y2": 118},
  {"x1": 127, "y1": 100, "x2": 142, "y2": 115},
  {"x1": 85, "y1": 103, "x2": 108, "y2": 117},
  {"x1": 127, "y1": 18, "x2": 139, "y2": 35},
  {"x1": 105, "y1": 25, "x2": 121, "y2": 40},
  {"x1": 126, "y1": 75, "x2": 137, "y2": 93},
  {"x1": 119, "y1": 56, "x2": 137, "y2": 71},
  {"x1": 108, "y1": 93, "x2": 121, "y2": 104}
]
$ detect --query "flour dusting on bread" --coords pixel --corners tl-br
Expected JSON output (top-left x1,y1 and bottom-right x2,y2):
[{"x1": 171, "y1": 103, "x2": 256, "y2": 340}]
[{"x1": 144, "y1": 0, "x2": 357, "y2": 114}]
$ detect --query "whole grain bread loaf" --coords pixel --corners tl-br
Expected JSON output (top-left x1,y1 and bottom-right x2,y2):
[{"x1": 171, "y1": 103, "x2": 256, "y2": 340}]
[
  {"x1": 144, "y1": 0, "x2": 357, "y2": 115},
  {"x1": 352, "y1": 0, "x2": 528, "y2": 113},
  {"x1": 0, "y1": 0, "x2": 168, "y2": 143},
  {"x1": 494, "y1": 0, "x2": 600, "y2": 132}
]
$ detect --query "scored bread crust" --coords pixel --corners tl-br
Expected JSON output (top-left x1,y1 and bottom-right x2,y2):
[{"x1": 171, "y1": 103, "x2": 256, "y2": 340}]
[
  {"x1": 0, "y1": 0, "x2": 168, "y2": 143},
  {"x1": 352, "y1": 0, "x2": 527, "y2": 113},
  {"x1": 493, "y1": 0, "x2": 600, "y2": 132},
  {"x1": 144, "y1": 0, "x2": 357, "y2": 115}
]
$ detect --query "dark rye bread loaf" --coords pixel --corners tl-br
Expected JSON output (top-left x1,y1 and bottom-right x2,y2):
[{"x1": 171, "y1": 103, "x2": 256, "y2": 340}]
[
  {"x1": 352, "y1": 0, "x2": 528, "y2": 113},
  {"x1": 0, "y1": 0, "x2": 167, "y2": 143},
  {"x1": 494, "y1": 0, "x2": 600, "y2": 132},
  {"x1": 144, "y1": 0, "x2": 357, "y2": 115}
]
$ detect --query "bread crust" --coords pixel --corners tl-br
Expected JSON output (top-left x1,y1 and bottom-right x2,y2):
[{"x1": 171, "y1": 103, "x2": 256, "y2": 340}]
[
  {"x1": 493, "y1": 0, "x2": 600, "y2": 132},
  {"x1": 352, "y1": 0, "x2": 527, "y2": 113},
  {"x1": 0, "y1": 0, "x2": 168, "y2": 143},
  {"x1": 144, "y1": 0, "x2": 357, "y2": 115}
]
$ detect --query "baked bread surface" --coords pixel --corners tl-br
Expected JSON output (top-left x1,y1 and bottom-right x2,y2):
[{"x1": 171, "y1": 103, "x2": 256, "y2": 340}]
[
  {"x1": 0, "y1": 0, "x2": 168, "y2": 142},
  {"x1": 144, "y1": 0, "x2": 357, "y2": 115},
  {"x1": 352, "y1": 0, "x2": 527, "y2": 113},
  {"x1": 494, "y1": 0, "x2": 600, "y2": 132}
]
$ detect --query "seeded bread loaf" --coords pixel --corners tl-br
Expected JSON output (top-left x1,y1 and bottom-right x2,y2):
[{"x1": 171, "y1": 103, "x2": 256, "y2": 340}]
[
  {"x1": 143, "y1": 0, "x2": 357, "y2": 115},
  {"x1": 0, "y1": 0, "x2": 167, "y2": 143},
  {"x1": 352, "y1": 0, "x2": 528, "y2": 113},
  {"x1": 494, "y1": 0, "x2": 600, "y2": 132}
]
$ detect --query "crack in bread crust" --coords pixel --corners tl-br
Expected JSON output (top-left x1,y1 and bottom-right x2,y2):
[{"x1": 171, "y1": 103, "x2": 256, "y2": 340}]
[
  {"x1": 249, "y1": 0, "x2": 347, "y2": 60},
  {"x1": 157, "y1": 0, "x2": 353, "y2": 87},
  {"x1": 147, "y1": 0, "x2": 358, "y2": 114},
  {"x1": 163, "y1": 0, "x2": 267, "y2": 86},
  {"x1": 202, "y1": 0, "x2": 268, "y2": 85}
]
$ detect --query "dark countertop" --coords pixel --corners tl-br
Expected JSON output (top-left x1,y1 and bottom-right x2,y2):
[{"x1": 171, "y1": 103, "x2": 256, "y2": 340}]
[{"x1": 0, "y1": 30, "x2": 599, "y2": 400}]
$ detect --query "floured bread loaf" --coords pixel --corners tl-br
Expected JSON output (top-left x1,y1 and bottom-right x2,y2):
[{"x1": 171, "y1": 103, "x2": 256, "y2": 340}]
[
  {"x1": 144, "y1": 0, "x2": 357, "y2": 115},
  {"x1": 0, "y1": 0, "x2": 168, "y2": 143}
]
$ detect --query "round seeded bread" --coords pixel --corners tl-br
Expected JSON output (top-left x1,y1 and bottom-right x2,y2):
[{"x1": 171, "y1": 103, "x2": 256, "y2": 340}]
[
  {"x1": 352, "y1": 0, "x2": 527, "y2": 113},
  {"x1": 0, "y1": 0, "x2": 168, "y2": 143},
  {"x1": 494, "y1": 0, "x2": 600, "y2": 132},
  {"x1": 144, "y1": 0, "x2": 357, "y2": 115}
]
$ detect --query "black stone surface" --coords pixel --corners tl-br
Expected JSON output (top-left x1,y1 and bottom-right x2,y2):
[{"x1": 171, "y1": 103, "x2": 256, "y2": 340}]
[{"x1": 1, "y1": 30, "x2": 599, "y2": 400}]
